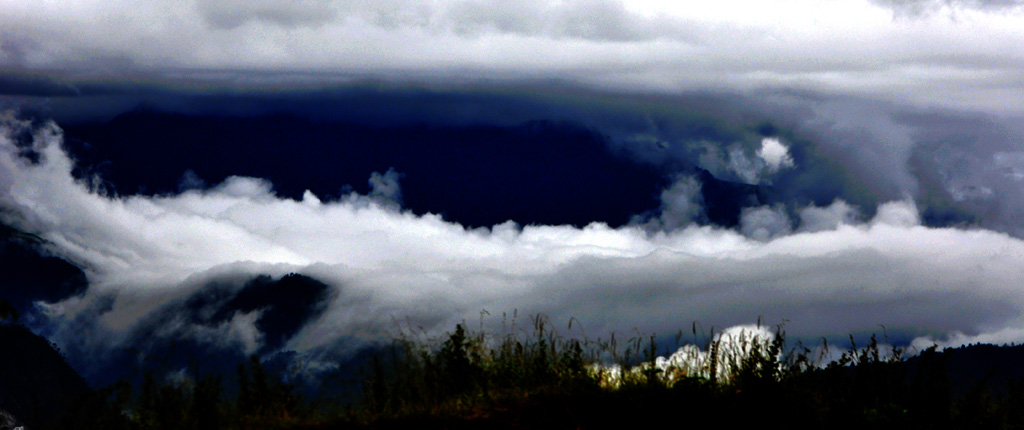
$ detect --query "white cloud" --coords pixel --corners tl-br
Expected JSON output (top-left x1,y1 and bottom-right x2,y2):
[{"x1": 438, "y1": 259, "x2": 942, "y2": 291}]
[
  {"x1": 600, "y1": 324, "x2": 779, "y2": 386},
  {"x1": 367, "y1": 168, "x2": 404, "y2": 208},
  {"x1": 873, "y1": 200, "x2": 922, "y2": 227},
  {"x1": 700, "y1": 139, "x2": 794, "y2": 185},
  {"x1": 740, "y1": 205, "x2": 792, "y2": 240},
  {"x1": 656, "y1": 324, "x2": 777, "y2": 381},
  {"x1": 797, "y1": 200, "x2": 861, "y2": 233},
  {"x1": 635, "y1": 175, "x2": 703, "y2": 231},
  {"x1": 727, "y1": 145, "x2": 763, "y2": 184},
  {"x1": 757, "y1": 137, "x2": 794, "y2": 173},
  {"x1": 5, "y1": 113, "x2": 1024, "y2": 357},
  {"x1": 188, "y1": 309, "x2": 266, "y2": 355},
  {"x1": 911, "y1": 324, "x2": 1024, "y2": 351}
]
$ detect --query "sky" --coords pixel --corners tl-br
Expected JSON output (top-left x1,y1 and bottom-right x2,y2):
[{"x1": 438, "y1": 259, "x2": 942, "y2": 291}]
[{"x1": 2, "y1": 0, "x2": 1024, "y2": 381}]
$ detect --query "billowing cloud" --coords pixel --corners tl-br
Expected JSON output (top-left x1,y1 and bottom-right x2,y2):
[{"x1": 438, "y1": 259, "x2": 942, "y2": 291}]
[
  {"x1": 757, "y1": 137, "x2": 794, "y2": 173},
  {"x1": 797, "y1": 200, "x2": 861, "y2": 233},
  {"x1": 3, "y1": 111, "x2": 1024, "y2": 366},
  {"x1": 367, "y1": 168, "x2": 404, "y2": 208},
  {"x1": 634, "y1": 175, "x2": 704, "y2": 231},
  {"x1": 740, "y1": 205, "x2": 792, "y2": 241}
]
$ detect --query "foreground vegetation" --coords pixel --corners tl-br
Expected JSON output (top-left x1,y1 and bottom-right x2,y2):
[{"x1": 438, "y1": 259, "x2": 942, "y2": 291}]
[{"x1": 28, "y1": 316, "x2": 1024, "y2": 429}]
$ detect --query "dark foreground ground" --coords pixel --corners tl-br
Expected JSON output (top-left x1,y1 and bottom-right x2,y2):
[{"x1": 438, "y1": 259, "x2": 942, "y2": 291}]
[{"x1": 5, "y1": 319, "x2": 1024, "y2": 430}]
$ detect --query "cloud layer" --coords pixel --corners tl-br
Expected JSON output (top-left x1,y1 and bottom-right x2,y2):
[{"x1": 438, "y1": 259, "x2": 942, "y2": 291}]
[
  {"x1": 3, "y1": 111, "x2": 1024, "y2": 365},
  {"x1": 2, "y1": 0, "x2": 1024, "y2": 113}
]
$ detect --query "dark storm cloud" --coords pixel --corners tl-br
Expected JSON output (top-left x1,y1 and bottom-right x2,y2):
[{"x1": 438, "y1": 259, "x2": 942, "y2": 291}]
[
  {"x1": 2, "y1": 1, "x2": 1023, "y2": 114},
  {"x1": 628, "y1": 91, "x2": 1024, "y2": 237},
  {"x1": 56, "y1": 105, "x2": 667, "y2": 228},
  {"x1": 21, "y1": 82, "x2": 1022, "y2": 239},
  {"x1": 0, "y1": 74, "x2": 80, "y2": 97}
]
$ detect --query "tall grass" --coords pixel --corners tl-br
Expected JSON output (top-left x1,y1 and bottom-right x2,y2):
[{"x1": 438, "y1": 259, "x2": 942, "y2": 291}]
[
  {"x1": 361, "y1": 314, "x2": 601, "y2": 420},
  {"x1": 351, "y1": 316, "x2": 955, "y2": 428},
  {"x1": 43, "y1": 315, "x2": 1024, "y2": 429}
]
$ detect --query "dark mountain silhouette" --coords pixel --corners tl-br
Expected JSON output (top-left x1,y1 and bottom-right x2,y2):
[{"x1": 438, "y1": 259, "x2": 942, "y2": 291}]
[
  {"x1": 210, "y1": 273, "x2": 331, "y2": 352},
  {"x1": 906, "y1": 342, "x2": 1024, "y2": 397},
  {"x1": 73, "y1": 273, "x2": 331, "y2": 388},
  {"x1": 0, "y1": 324, "x2": 91, "y2": 429},
  {"x1": 0, "y1": 224, "x2": 88, "y2": 315}
]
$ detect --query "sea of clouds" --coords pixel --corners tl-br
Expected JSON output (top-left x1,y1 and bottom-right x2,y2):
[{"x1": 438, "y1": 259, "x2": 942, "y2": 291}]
[{"x1": 2, "y1": 110, "x2": 1024, "y2": 365}]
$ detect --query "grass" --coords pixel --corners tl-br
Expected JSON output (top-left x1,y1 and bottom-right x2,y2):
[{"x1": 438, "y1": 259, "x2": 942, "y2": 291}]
[
  {"x1": 35, "y1": 314, "x2": 1024, "y2": 429},
  {"x1": 340, "y1": 315, "x2": 922, "y2": 428}
]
